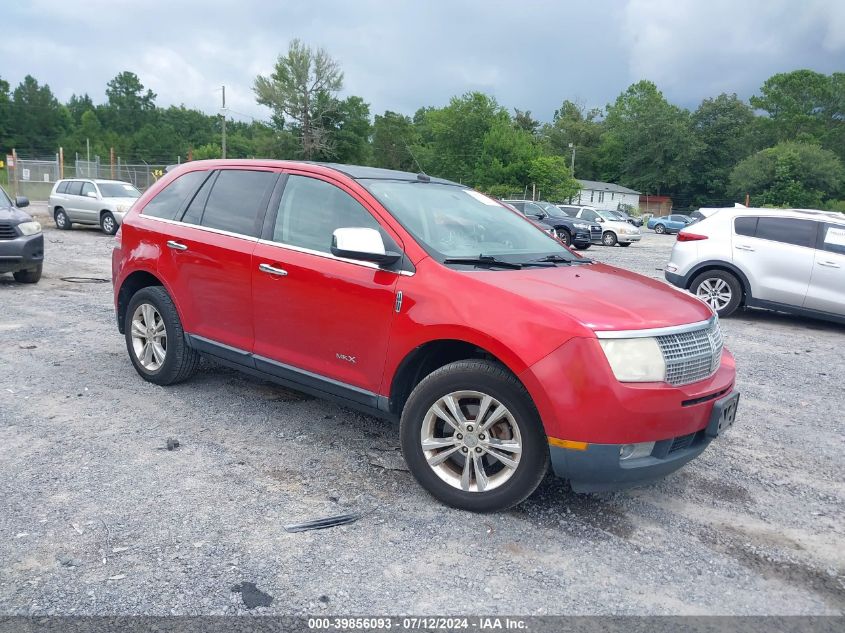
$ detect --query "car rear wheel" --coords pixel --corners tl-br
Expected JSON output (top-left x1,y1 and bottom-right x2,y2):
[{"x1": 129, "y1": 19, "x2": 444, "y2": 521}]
[
  {"x1": 690, "y1": 270, "x2": 742, "y2": 317},
  {"x1": 54, "y1": 208, "x2": 71, "y2": 230},
  {"x1": 602, "y1": 231, "x2": 618, "y2": 246},
  {"x1": 400, "y1": 359, "x2": 548, "y2": 512},
  {"x1": 654, "y1": 224, "x2": 666, "y2": 234},
  {"x1": 13, "y1": 264, "x2": 42, "y2": 284},
  {"x1": 101, "y1": 212, "x2": 118, "y2": 235},
  {"x1": 125, "y1": 286, "x2": 200, "y2": 385}
]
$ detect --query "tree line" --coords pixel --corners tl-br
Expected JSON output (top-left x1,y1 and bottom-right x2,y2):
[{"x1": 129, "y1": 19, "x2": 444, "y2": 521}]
[{"x1": 1, "y1": 39, "x2": 843, "y2": 210}]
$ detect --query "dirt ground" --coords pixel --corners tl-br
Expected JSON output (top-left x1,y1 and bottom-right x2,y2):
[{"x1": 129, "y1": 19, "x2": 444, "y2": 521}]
[{"x1": 1, "y1": 211, "x2": 843, "y2": 615}]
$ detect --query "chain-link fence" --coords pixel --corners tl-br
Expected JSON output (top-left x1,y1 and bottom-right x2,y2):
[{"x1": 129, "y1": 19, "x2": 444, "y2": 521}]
[{"x1": 7, "y1": 153, "x2": 170, "y2": 201}]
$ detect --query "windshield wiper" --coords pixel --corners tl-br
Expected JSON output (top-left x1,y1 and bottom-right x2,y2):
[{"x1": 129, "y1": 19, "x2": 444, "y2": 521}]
[
  {"x1": 529, "y1": 254, "x2": 593, "y2": 265},
  {"x1": 443, "y1": 255, "x2": 523, "y2": 270}
]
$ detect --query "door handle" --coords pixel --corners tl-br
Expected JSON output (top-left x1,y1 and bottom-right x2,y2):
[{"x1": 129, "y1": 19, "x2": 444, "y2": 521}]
[
  {"x1": 167, "y1": 240, "x2": 188, "y2": 251},
  {"x1": 818, "y1": 261, "x2": 841, "y2": 268},
  {"x1": 735, "y1": 245, "x2": 754, "y2": 252},
  {"x1": 259, "y1": 263, "x2": 288, "y2": 277}
]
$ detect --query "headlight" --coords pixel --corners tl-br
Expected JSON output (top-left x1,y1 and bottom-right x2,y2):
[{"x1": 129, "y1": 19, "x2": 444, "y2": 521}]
[
  {"x1": 17, "y1": 221, "x2": 42, "y2": 236},
  {"x1": 598, "y1": 337, "x2": 666, "y2": 382},
  {"x1": 116, "y1": 204, "x2": 129, "y2": 213},
  {"x1": 574, "y1": 222, "x2": 590, "y2": 230}
]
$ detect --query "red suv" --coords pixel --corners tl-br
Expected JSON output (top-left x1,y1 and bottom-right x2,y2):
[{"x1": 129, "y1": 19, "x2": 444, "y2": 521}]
[{"x1": 112, "y1": 160, "x2": 738, "y2": 512}]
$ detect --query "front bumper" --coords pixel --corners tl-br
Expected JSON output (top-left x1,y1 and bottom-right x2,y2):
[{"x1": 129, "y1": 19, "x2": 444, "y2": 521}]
[
  {"x1": 572, "y1": 229, "x2": 591, "y2": 246},
  {"x1": 618, "y1": 233, "x2": 642, "y2": 244},
  {"x1": 113, "y1": 210, "x2": 127, "y2": 225},
  {"x1": 549, "y1": 390, "x2": 739, "y2": 492},
  {"x1": 0, "y1": 233, "x2": 44, "y2": 273}
]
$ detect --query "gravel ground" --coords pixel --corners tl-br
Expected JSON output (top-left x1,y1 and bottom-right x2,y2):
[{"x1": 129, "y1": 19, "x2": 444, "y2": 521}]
[{"x1": 1, "y1": 209, "x2": 843, "y2": 616}]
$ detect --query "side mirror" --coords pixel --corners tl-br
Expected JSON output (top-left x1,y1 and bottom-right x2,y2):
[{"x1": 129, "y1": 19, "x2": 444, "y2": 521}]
[
  {"x1": 331, "y1": 227, "x2": 401, "y2": 266},
  {"x1": 596, "y1": 217, "x2": 605, "y2": 223},
  {"x1": 86, "y1": 191, "x2": 98, "y2": 199},
  {"x1": 530, "y1": 213, "x2": 544, "y2": 220},
  {"x1": 15, "y1": 196, "x2": 29, "y2": 208}
]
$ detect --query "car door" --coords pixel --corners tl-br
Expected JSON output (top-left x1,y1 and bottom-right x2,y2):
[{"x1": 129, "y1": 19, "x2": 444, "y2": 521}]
[
  {"x1": 804, "y1": 222, "x2": 845, "y2": 315},
  {"x1": 146, "y1": 168, "x2": 278, "y2": 353},
  {"x1": 64, "y1": 181, "x2": 84, "y2": 220},
  {"x1": 732, "y1": 216, "x2": 817, "y2": 306},
  {"x1": 79, "y1": 181, "x2": 100, "y2": 224},
  {"x1": 251, "y1": 172, "x2": 402, "y2": 398},
  {"x1": 669, "y1": 215, "x2": 689, "y2": 231}
]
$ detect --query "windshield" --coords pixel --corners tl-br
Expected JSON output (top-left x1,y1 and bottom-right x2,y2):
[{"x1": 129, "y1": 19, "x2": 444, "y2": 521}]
[
  {"x1": 0, "y1": 186, "x2": 11, "y2": 207},
  {"x1": 596, "y1": 210, "x2": 619, "y2": 221},
  {"x1": 362, "y1": 181, "x2": 576, "y2": 264},
  {"x1": 98, "y1": 182, "x2": 141, "y2": 198},
  {"x1": 535, "y1": 202, "x2": 570, "y2": 219}
]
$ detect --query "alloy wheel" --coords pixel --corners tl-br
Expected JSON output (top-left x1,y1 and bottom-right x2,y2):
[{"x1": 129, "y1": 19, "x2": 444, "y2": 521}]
[
  {"x1": 420, "y1": 390, "x2": 522, "y2": 493},
  {"x1": 696, "y1": 278, "x2": 732, "y2": 311},
  {"x1": 102, "y1": 215, "x2": 115, "y2": 234},
  {"x1": 130, "y1": 303, "x2": 167, "y2": 371}
]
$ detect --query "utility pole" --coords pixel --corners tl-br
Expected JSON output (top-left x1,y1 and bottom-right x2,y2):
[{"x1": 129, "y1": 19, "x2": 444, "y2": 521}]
[
  {"x1": 568, "y1": 142, "x2": 575, "y2": 176},
  {"x1": 221, "y1": 85, "x2": 227, "y2": 159},
  {"x1": 86, "y1": 138, "x2": 91, "y2": 176}
]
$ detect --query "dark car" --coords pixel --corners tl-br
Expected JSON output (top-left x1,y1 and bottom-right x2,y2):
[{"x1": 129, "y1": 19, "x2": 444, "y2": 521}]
[
  {"x1": 0, "y1": 186, "x2": 43, "y2": 283},
  {"x1": 503, "y1": 200, "x2": 598, "y2": 249},
  {"x1": 608, "y1": 209, "x2": 643, "y2": 227}
]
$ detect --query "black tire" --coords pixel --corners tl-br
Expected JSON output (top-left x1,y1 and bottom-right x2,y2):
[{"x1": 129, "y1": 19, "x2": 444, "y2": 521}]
[
  {"x1": 558, "y1": 229, "x2": 571, "y2": 247},
  {"x1": 13, "y1": 264, "x2": 42, "y2": 284},
  {"x1": 399, "y1": 359, "x2": 549, "y2": 512},
  {"x1": 54, "y1": 208, "x2": 71, "y2": 230},
  {"x1": 602, "y1": 231, "x2": 618, "y2": 247},
  {"x1": 101, "y1": 211, "x2": 118, "y2": 235},
  {"x1": 689, "y1": 269, "x2": 743, "y2": 318},
  {"x1": 619, "y1": 242, "x2": 632, "y2": 247},
  {"x1": 124, "y1": 286, "x2": 200, "y2": 385},
  {"x1": 574, "y1": 243, "x2": 591, "y2": 250},
  {"x1": 654, "y1": 223, "x2": 666, "y2": 234}
]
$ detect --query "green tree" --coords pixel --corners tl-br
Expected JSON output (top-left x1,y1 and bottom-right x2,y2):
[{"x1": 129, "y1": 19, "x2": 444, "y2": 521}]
[
  {"x1": 66, "y1": 93, "x2": 95, "y2": 126},
  {"x1": 690, "y1": 93, "x2": 756, "y2": 203},
  {"x1": 527, "y1": 155, "x2": 580, "y2": 202},
  {"x1": 0, "y1": 77, "x2": 11, "y2": 151},
  {"x1": 599, "y1": 80, "x2": 697, "y2": 194},
  {"x1": 317, "y1": 95, "x2": 371, "y2": 164},
  {"x1": 371, "y1": 111, "x2": 418, "y2": 171},
  {"x1": 540, "y1": 100, "x2": 603, "y2": 179},
  {"x1": 750, "y1": 70, "x2": 831, "y2": 144},
  {"x1": 254, "y1": 39, "x2": 344, "y2": 159},
  {"x1": 8, "y1": 75, "x2": 69, "y2": 153},
  {"x1": 513, "y1": 109, "x2": 540, "y2": 134},
  {"x1": 730, "y1": 141, "x2": 844, "y2": 207},
  {"x1": 103, "y1": 71, "x2": 157, "y2": 134}
]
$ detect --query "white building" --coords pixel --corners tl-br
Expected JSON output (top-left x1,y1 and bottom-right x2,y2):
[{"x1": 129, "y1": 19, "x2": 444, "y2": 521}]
[{"x1": 570, "y1": 179, "x2": 641, "y2": 213}]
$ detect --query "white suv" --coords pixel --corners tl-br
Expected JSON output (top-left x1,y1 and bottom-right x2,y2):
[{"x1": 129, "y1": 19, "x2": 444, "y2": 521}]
[
  {"x1": 665, "y1": 208, "x2": 845, "y2": 323},
  {"x1": 556, "y1": 205, "x2": 641, "y2": 246},
  {"x1": 49, "y1": 179, "x2": 141, "y2": 235}
]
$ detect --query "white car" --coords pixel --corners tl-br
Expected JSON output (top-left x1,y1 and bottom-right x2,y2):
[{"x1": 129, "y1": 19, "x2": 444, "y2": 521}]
[
  {"x1": 48, "y1": 179, "x2": 141, "y2": 235},
  {"x1": 665, "y1": 207, "x2": 845, "y2": 324},
  {"x1": 556, "y1": 204, "x2": 642, "y2": 246}
]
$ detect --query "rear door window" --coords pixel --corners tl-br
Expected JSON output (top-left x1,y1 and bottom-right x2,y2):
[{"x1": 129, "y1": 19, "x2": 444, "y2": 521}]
[
  {"x1": 734, "y1": 216, "x2": 758, "y2": 236},
  {"x1": 821, "y1": 223, "x2": 845, "y2": 255},
  {"x1": 756, "y1": 217, "x2": 818, "y2": 248},
  {"x1": 142, "y1": 170, "x2": 209, "y2": 220},
  {"x1": 200, "y1": 169, "x2": 277, "y2": 237},
  {"x1": 67, "y1": 181, "x2": 83, "y2": 196}
]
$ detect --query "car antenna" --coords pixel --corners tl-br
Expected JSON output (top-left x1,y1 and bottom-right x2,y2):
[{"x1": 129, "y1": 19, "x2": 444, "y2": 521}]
[{"x1": 402, "y1": 139, "x2": 429, "y2": 181}]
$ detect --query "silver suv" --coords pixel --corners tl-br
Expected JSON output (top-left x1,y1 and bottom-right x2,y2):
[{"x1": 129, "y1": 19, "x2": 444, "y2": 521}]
[
  {"x1": 49, "y1": 179, "x2": 141, "y2": 235},
  {"x1": 665, "y1": 207, "x2": 845, "y2": 324}
]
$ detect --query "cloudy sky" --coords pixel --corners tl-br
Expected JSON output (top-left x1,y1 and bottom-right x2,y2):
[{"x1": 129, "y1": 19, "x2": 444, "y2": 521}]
[{"x1": 3, "y1": 0, "x2": 844, "y2": 123}]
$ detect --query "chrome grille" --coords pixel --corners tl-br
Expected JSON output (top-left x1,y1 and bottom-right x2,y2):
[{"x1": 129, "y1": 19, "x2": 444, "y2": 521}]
[
  {"x1": 0, "y1": 222, "x2": 17, "y2": 240},
  {"x1": 590, "y1": 225, "x2": 602, "y2": 241},
  {"x1": 657, "y1": 319, "x2": 723, "y2": 386}
]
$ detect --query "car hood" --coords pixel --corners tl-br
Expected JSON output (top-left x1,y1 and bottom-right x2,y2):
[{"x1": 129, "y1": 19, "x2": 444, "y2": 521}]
[
  {"x1": 601, "y1": 220, "x2": 637, "y2": 231},
  {"x1": 103, "y1": 196, "x2": 138, "y2": 208},
  {"x1": 0, "y1": 206, "x2": 32, "y2": 223},
  {"x1": 473, "y1": 262, "x2": 712, "y2": 332}
]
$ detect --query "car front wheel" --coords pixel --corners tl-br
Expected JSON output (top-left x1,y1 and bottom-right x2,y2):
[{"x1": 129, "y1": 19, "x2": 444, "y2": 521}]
[
  {"x1": 13, "y1": 264, "x2": 42, "y2": 283},
  {"x1": 101, "y1": 212, "x2": 118, "y2": 235},
  {"x1": 400, "y1": 360, "x2": 548, "y2": 512},
  {"x1": 690, "y1": 270, "x2": 742, "y2": 317},
  {"x1": 654, "y1": 224, "x2": 666, "y2": 234},
  {"x1": 558, "y1": 229, "x2": 571, "y2": 246}
]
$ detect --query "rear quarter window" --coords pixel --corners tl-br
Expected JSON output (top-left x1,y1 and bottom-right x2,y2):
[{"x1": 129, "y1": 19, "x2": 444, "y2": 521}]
[
  {"x1": 822, "y1": 223, "x2": 845, "y2": 255},
  {"x1": 734, "y1": 216, "x2": 758, "y2": 236},
  {"x1": 142, "y1": 170, "x2": 209, "y2": 220},
  {"x1": 56, "y1": 181, "x2": 69, "y2": 194}
]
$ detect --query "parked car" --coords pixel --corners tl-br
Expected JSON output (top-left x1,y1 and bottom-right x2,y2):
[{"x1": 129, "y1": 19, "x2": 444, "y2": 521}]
[
  {"x1": 647, "y1": 214, "x2": 693, "y2": 234},
  {"x1": 49, "y1": 179, "x2": 141, "y2": 235},
  {"x1": 556, "y1": 204, "x2": 642, "y2": 247},
  {"x1": 665, "y1": 207, "x2": 845, "y2": 323},
  {"x1": 607, "y1": 209, "x2": 643, "y2": 227},
  {"x1": 113, "y1": 160, "x2": 738, "y2": 512},
  {"x1": 0, "y1": 186, "x2": 42, "y2": 283},
  {"x1": 503, "y1": 199, "x2": 598, "y2": 249}
]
